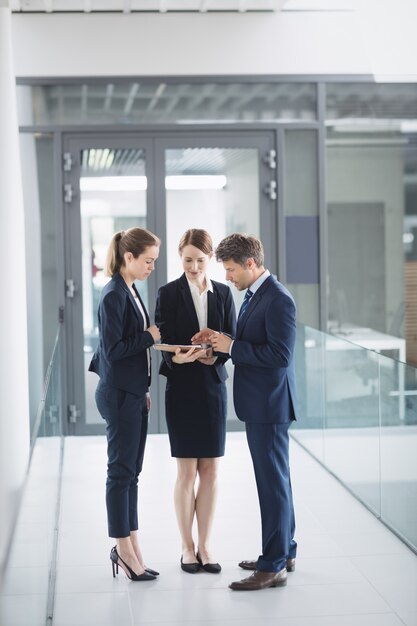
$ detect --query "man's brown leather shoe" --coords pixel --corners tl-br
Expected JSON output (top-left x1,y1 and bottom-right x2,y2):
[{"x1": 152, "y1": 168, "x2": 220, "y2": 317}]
[
  {"x1": 229, "y1": 568, "x2": 287, "y2": 591},
  {"x1": 238, "y1": 558, "x2": 296, "y2": 572}
]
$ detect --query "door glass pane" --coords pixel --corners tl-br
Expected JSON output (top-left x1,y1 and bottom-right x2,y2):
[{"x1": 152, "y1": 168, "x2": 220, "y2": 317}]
[
  {"x1": 81, "y1": 148, "x2": 147, "y2": 425},
  {"x1": 164, "y1": 146, "x2": 260, "y2": 427}
]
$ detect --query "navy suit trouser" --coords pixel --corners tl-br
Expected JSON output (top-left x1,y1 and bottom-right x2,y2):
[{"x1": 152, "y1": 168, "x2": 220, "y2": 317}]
[
  {"x1": 245, "y1": 421, "x2": 297, "y2": 573},
  {"x1": 95, "y1": 381, "x2": 148, "y2": 538}
]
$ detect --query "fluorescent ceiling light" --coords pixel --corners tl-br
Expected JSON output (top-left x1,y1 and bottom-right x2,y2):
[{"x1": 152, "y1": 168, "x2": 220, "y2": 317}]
[
  {"x1": 80, "y1": 176, "x2": 147, "y2": 191},
  {"x1": 80, "y1": 175, "x2": 227, "y2": 192},
  {"x1": 401, "y1": 121, "x2": 417, "y2": 133}
]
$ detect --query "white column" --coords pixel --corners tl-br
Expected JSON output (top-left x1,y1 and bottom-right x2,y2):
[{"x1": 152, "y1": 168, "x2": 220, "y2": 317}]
[{"x1": 0, "y1": 7, "x2": 30, "y2": 571}]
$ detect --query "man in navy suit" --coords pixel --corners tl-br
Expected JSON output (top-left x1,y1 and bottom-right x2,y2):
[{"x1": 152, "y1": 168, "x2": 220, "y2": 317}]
[{"x1": 194, "y1": 233, "x2": 297, "y2": 591}]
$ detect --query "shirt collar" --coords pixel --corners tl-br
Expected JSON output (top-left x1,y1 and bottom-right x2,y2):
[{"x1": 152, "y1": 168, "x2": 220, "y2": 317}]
[
  {"x1": 249, "y1": 269, "x2": 270, "y2": 295},
  {"x1": 186, "y1": 276, "x2": 213, "y2": 295}
]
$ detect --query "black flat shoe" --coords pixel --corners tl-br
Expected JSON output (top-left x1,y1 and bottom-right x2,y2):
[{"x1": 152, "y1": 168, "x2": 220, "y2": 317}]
[
  {"x1": 110, "y1": 546, "x2": 156, "y2": 582},
  {"x1": 180, "y1": 556, "x2": 201, "y2": 574},
  {"x1": 196, "y1": 552, "x2": 222, "y2": 574}
]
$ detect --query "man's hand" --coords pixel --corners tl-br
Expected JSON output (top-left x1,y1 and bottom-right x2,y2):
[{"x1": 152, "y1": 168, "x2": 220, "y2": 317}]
[
  {"x1": 191, "y1": 328, "x2": 215, "y2": 344},
  {"x1": 209, "y1": 332, "x2": 232, "y2": 354},
  {"x1": 146, "y1": 392, "x2": 151, "y2": 413}
]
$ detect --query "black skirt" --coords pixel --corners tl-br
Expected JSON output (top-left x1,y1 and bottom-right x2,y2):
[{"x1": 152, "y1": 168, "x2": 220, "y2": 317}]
[{"x1": 165, "y1": 364, "x2": 227, "y2": 458}]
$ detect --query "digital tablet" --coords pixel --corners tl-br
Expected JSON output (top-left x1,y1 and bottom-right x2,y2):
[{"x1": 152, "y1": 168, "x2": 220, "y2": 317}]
[{"x1": 153, "y1": 343, "x2": 203, "y2": 353}]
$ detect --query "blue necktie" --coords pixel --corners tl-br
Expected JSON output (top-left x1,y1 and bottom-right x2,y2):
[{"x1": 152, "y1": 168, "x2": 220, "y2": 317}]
[{"x1": 239, "y1": 289, "x2": 253, "y2": 319}]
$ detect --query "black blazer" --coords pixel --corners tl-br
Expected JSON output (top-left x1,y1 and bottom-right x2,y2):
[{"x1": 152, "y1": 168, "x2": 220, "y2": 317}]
[
  {"x1": 155, "y1": 274, "x2": 236, "y2": 384},
  {"x1": 89, "y1": 272, "x2": 155, "y2": 396}
]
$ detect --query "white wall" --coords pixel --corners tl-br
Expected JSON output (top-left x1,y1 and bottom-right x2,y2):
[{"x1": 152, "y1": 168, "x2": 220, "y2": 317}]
[
  {"x1": 0, "y1": 7, "x2": 30, "y2": 577},
  {"x1": 10, "y1": 3, "x2": 417, "y2": 80},
  {"x1": 11, "y1": 11, "x2": 372, "y2": 77},
  {"x1": 356, "y1": 0, "x2": 417, "y2": 79}
]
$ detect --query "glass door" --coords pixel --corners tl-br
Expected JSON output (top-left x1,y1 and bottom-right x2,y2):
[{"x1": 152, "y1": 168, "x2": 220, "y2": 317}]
[
  {"x1": 63, "y1": 135, "x2": 158, "y2": 435},
  {"x1": 63, "y1": 132, "x2": 277, "y2": 435},
  {"x1": 154, "y1": 133, "x2": 277, "y2": 430}
]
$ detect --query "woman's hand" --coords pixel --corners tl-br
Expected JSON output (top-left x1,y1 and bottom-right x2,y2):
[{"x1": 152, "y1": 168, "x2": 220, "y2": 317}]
[
  {"x1": 146, "y1": 392, "x2": 151, "y2": 413},
  {"x1": 172, "y1": 346, "x2": 207, "y2": 364},
  {"x1": 147, "y1": 324, "x2": 161, "y2": 342}
]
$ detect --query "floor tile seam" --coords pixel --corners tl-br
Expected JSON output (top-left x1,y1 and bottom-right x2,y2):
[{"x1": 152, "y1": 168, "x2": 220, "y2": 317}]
[
  {"x1": 0, "y1": 591, "x2": 49, "y2": 598},
  {"x1": 129, "y1": 610, "x2": 399, "y2": 625},
  {"x1": 325, "y1": 529, "x2": 413, "y2": 547},
  {"x1": 53, "y1": 590, "x2": 129, "y2": 598},
  {"x1": 130, "y1": 618, "x2": 401, "y2": 626},
  {"x1": 125, "y1": 580, "x2": 136, "y2": 626},
  {"x1": 120, "y1": 580, "x2": 402, "y2": 593},
  {"x1": 345, "y1": 563, "x2": 414, "y2": 624}
]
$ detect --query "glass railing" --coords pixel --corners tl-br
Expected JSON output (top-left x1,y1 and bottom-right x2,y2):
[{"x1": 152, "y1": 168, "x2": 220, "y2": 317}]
[
  {"x1": 292, "y1": 323, "x2": 417, "y2": 553},
  {"x1": 0, "y1": 326, "x2": 63, "y2": 624}
]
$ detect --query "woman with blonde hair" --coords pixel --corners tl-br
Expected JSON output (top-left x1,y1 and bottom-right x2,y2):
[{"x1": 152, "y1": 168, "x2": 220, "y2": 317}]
[
  {"x1": 155, "y1": 229, "x2": 236, "y2": 574},
  {"x1": 89, "y1": 227, "x2": 161, "y2": 581}
]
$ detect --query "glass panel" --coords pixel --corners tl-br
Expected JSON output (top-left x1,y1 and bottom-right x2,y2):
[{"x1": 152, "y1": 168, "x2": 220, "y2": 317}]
[
  {"x1": 0, "y1": 328, "x2": 62, "y2": 623},
  {"x1": 81, "y1": 148, "x2": 148, "y2": 425},
  {"x1": 293, "y1": 322, "x2": 417, "y2": 551},
  {"x1": 326, "y1": 83, "x2": 417, "y2": 122},
  {"x1": 292, "y1": 324, "x2": 325, "y2": 463},
  {"x1": 164, "y1": 146, "x2": 261, "y2": 426},
  {"x1": 285, "y1": 129, "x2": 318, "y2": 217},
  {"x1": 17, "y1": 81, "x2": 317, "y2": 126},
  {"x1": 323, "y1": 334, "x2": 381, "y2": 515},
  {"x1": 380, "y1": 355, "x2": 417, "y2": 550},
  {"x1": 326, "y1": 83, "x2": 417, "y2": 368},
  {"x1": 284, "y1": 129, "x2": 320, "y2": 327},
  {"x1": 19, "y1": 132, "x2": 58, "y2": 437}
]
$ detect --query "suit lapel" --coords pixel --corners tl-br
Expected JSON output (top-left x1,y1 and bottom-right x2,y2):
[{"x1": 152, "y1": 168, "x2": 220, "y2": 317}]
[
  {"x1": 207, "y1": 287, "x2": 217, "y2": 330},
  {"x1": 236, "y1": 275, "x2": 273, "y2": 338},
  {"x1": 114, "y1": 273, "x2": 145, "y2": 329},
  {"x1": 179, "y1": 274, "x2": 200, "y2": 334}
]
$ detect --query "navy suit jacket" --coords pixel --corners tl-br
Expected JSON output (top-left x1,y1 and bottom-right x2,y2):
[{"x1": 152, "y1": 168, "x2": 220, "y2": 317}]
[
  {"x1": 155, "y1": 274, "x2": 236, "y2": 383},
  {"x1": 89, "y1": 272, "x2": 155, "y2": 396},
  {"x1": 231, "y1": 274, "x2": 298, "y2": 423}
]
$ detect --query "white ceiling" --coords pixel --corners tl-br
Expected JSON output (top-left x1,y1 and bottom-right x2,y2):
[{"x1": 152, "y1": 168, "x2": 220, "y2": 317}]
[
  {"x1": 9, "y1": 0, "x2": 285, "y2": 12},
  {"x1": 8, "y1": 0, "x2": 356, "y2": 12}
]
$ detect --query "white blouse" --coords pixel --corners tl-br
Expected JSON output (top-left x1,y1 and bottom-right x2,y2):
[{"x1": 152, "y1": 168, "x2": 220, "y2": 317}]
[
  {"x1": 130, "y1": 286, "x2": 150, "y2": 376},
  {"x1": 186, "y1": 276, "x2": 213, "y2": 330}
]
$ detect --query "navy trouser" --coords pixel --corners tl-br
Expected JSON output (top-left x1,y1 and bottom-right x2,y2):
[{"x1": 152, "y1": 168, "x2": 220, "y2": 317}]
[
  {"x1": 245, "y1": 421, "x2": 297, "y2": 573},
  {"x1": 95, "y1": 381, "x2": 149, "y2": 538}
]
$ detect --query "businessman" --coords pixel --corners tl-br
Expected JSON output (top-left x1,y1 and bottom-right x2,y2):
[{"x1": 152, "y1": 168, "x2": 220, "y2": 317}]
[{"x1": 193, "y1": 233, "x2": 298, "y2": 591}]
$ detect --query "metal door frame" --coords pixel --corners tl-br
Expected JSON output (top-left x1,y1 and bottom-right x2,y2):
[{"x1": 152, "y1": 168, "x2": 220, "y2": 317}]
[{"x1": 62, "y1": 129, "x2": 278, "y2": 435}]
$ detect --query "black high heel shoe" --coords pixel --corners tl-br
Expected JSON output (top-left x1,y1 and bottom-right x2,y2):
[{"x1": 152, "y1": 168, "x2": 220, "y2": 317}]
[
  {"x1": 111, "y1": 546, "x2": 159, "y2": 576},
  {"x1": 196, "y1": 551, "x2": 222, "y2": 574},
  {"x1": 110, "y1": 546, "x2": 156, "y2": 581},
  {"x1": 144, "y1": 567, "x2": 160, "y2": 576}
]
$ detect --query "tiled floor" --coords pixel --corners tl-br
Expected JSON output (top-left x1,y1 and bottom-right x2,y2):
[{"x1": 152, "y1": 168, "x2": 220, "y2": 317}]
[{"x1": 2, "y1": 432, "x2": 417, "y2": 626}]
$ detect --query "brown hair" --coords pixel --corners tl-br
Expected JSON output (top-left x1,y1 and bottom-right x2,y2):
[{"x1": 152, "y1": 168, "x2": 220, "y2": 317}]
[
  {"x1": 104, "y1": 227, "x2": 160, "y2": 277},
  {"x1": 215, "y1": 233, "x2": 264, "y2": 267},
  {"x1": 178, "y1": 229, "x2": 213, "y2": 256}
]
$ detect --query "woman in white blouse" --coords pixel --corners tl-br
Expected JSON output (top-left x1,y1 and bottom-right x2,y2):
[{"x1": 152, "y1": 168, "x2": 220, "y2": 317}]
[{"x1": 155, "y1": 229, "x2": 236, "y2": 574}]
